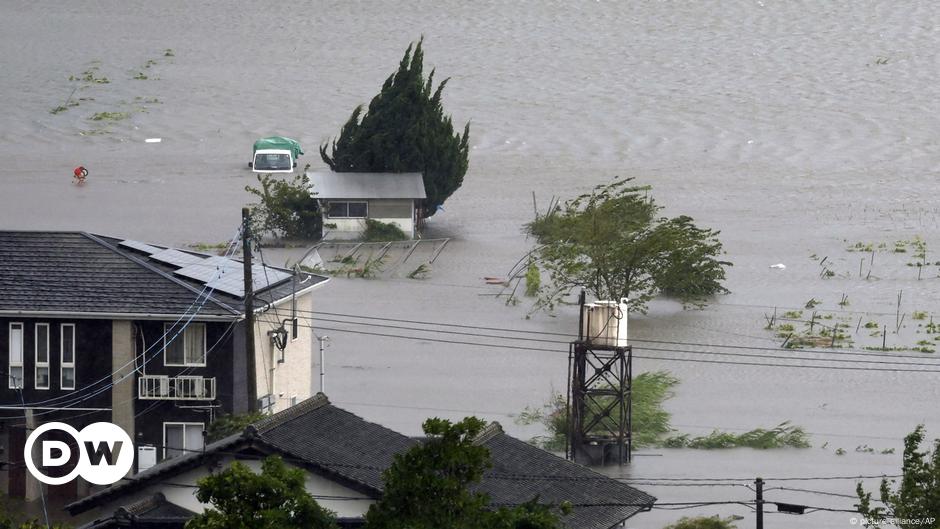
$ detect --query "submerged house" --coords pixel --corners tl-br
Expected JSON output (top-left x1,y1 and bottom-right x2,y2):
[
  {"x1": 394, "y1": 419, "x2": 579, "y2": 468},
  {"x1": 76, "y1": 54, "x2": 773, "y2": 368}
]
[
  {"x1": 0, "y1": 231, "x2": 328, "y2": 501},
  {"x1": 68, "y1": 394, "x2": 655, "y2": 529},
  {"x1": 307, "y1": 171, "x2": 426, "y2": 240}
]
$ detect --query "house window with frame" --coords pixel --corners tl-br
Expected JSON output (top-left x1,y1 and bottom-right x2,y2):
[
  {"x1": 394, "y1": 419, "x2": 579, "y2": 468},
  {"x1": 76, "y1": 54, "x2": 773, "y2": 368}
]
[
  {"x1": 328, "y1": 201, "x2": 368, "y2": 218},
  {"x1": 8, "y1": 323, "x2": 24, "y2": 389},
  {"x1": 164, "y1": 323, "x2": 206, "y2": 366},
  {"x1": 35, "y1": 323, "x2": 50, "y2": 390},
  {"x1": 61, "y1": 324, "x2": 76, "y2": 390},
  {"x1": 163, "y1": 422, "x2": 204, "y2": 459}
]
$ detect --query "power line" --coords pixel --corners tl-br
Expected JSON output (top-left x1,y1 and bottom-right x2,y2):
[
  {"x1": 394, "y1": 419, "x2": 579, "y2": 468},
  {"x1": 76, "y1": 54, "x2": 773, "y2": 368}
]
[
  {"x1": 299, "y1": 322, "x2": 940, "y2": 374},
  {"x1": 9, "y1": 227, "x2": 243, "y2": 410},
  {"x1": 301, "y1": 310, "x2": 940, "y2": 363},
  {"x1": 304, "y1": 314, "x2": 940, "y2": 368},
  {"x1": 0, "y1": 321, "x2": 239, "y2": 423}
]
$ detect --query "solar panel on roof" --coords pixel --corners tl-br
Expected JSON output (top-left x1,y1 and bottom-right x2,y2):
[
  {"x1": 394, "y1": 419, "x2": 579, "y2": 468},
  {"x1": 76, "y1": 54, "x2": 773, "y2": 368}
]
[
  {"x1": 202, "y1": 264, "x2": 292, "y2": 298},
  {"x1": 173, "y1": 257, "x2": 240, "y2": 283},
  {"x1": 251, "y1": 264, "x2": 292, "y2": 286},
  {"x1": 118, "y1": 240, "x2": 163, "y2": 255},
  {"x1": 206, "y1": 274, "x2": 246, "y2": 297},
  {"x1": 149, "y1": 249, "x2": 206, "y2": 268}
]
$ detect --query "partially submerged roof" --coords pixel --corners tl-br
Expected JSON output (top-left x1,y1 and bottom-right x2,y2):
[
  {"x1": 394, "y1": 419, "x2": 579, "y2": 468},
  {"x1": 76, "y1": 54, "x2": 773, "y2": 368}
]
[
  {"x1": 307, "y1": 171, "x2": 426, "y2": 200},
  {"x1": 0, "y1": 231, "x2": 328, "y2": 319},
  {"x1": 68, "y1": 395, "x2": 654, "y2": 529}
]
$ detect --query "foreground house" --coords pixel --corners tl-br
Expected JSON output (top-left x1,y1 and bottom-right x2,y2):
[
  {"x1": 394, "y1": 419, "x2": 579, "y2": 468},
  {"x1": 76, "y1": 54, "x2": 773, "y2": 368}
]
[
  {"x1": 68, "y1": 394, "x2": 655, "y2": 529},
  {"x1": 0, "y1": 231, "x2": 328, "y2": 501},
  {"x1": 307, "y1": 171, "x2": 426, "y2": 240}
]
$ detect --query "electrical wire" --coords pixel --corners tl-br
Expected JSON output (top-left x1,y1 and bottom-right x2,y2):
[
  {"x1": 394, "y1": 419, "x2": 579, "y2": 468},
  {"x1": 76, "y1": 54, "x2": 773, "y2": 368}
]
[
  {"x1": 0, "y1": 320, "x2": 239, "y2": 423},
  {"x1": 8, "y1": 226, "x2": 243, "y2": 410},
  {"x1": 293, "y1": 322, "x2": 940, "y2": 374},
  {"x1": 303, "y1": 314, "x2": 940, "y2": 368},
  {"x1": 300, "y1": 310, "x2": 940, "y2": 363}
]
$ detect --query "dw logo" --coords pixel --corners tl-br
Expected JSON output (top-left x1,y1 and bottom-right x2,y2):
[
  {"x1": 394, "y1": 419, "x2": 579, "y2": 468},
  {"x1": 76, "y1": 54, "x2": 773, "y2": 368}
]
[{"x1": 24, "y1": 422, "x2": 134, "y2": 486}]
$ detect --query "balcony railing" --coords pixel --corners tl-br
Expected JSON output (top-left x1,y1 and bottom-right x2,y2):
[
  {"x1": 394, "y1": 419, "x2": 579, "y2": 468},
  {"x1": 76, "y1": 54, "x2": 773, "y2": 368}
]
[{"x1": 138, "y1": 375, "x2": 216, "y2": 400}]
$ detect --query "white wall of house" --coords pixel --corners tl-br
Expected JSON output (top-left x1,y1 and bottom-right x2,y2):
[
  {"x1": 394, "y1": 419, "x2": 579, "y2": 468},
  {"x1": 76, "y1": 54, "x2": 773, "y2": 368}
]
[
  {"x1": 252, "y1": 292, "x2": 314, "y2": 414},
  {"x1": 322, "y1": 199, "x2": 416, "y2": 240},
  {"x1": 84, "y1": 456, "x2": 374, "y2": 521}
]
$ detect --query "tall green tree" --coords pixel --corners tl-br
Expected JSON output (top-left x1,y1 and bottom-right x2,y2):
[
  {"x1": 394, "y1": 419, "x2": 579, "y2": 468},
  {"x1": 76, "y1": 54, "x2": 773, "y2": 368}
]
[
  {"x1": 526, "y1": 178, "x2": 730, "y2": 313},
  {"x1": 364, "y1": 417, "x2": 566, "y2": 529},
  {"x1": 187, "y1": 456, "x2": 337, "y2": 529},
  {"x1": 856, "y1": 425, "x2": 940, "y2": 528},
  {"x1": 320, "y1": 38, "x2": 470, "y2": 218}
]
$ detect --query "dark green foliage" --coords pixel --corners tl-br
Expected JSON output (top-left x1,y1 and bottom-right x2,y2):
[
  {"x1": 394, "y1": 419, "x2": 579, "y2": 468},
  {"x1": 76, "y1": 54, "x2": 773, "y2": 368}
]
[
  {"x1": 188, "y1": 456, "x2": 338, "y2": 529},
  {"x1": 205, "y1": 412, "x2": 266, "y2": 443},
  {"x1": 856, "y1": 425, "x2": 940, "y2": 528},
  {"x1": 0, "y1": 508, "x2": 68, "y2": 529},
  {"x1": 527, "y1": 178, "x2": 730, "y2": 313},
  {"x1": 320, "y1": 39, "x2": 470, "y2": 218},
  {"x1": 520, "y1": 372, "x2": 809, "y2": 451},
  {"x1": 245, "y1": 171, "x2": 321, "y2": 240},
  {"x1": 517, "y1": 371, "x2": 678, "y2": 451},
  {"x1": 663, "y1": 515, "x2": 740, "y2": 529},
  {"x1": 364, "y1": 417, "x2": 564, "y2": 529},
  {"x1": 362, "y1": 219, "x2": 408, "y2": 242}
]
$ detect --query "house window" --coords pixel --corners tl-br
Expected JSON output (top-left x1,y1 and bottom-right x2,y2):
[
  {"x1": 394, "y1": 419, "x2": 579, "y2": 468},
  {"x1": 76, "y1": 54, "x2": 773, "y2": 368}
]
[
  {"x1": 328, "y1": 201, "x2": 368, "y2": 218},
  {"x1": 8, "y1": 323, "x2": 23, "y2": 389},
  {"x1": 35, "y1": 324, "x2": 50, "y2": 390},
  {"x1": 163, "y1": 422, "x2": 204, "y2": 459},
  {"x1": 61, "y1": 324, "x2": 76, "y2": 390},
  {"x1": 164, "y1": 323, "x2": 206, "y2": 366}
]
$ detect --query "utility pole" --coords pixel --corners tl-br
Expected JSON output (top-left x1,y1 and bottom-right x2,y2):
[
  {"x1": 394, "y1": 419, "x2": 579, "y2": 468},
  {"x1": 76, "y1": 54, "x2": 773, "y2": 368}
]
[
  {"x1": 755, "y1": 477, "x2": 764, "y2": 529},
  {"x1": 242, "y1": 208, "x2": 258, "y2": 412}
]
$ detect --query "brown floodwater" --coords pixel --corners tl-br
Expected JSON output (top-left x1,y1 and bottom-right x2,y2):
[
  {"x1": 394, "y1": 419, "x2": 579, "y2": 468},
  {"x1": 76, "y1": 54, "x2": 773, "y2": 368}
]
[{"x1": 2, "y1": 1, "x2": 939, "y2": 527}]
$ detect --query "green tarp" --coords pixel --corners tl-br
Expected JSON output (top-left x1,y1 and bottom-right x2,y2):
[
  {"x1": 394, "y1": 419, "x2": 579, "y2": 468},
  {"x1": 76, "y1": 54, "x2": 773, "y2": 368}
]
[{"x1": 253, "y1": 136, "x2": 303, "y2": 159}]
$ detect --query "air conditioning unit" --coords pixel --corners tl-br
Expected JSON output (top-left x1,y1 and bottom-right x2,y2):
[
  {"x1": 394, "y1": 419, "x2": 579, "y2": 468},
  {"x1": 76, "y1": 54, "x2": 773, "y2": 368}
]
[
  {"x1": 581, "y1": 298, "x2": 629, "y2": 347},
  {"x1": 137, "y1": 445, "x2": 157, "y2": 472}
]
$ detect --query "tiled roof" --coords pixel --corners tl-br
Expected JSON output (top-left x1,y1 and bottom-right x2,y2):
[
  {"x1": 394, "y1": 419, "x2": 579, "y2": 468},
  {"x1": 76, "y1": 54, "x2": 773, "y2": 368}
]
[
  {"x1": 68, "y1": 395, "x2": 654, "y2": 529},
  {"x1": 0, "y1": 231, "x2": 327, "y2": 318},
  {"x1": 76, "y1": 493, "x2": 195, "y2": 529},
  {"x1": 476, "y1": 425, "x2": 656, "y2": 528}
]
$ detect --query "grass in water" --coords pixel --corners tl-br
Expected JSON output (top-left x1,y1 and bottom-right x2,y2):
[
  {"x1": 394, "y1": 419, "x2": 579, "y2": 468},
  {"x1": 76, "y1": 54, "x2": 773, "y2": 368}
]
[
  {"x1": 90, "y1": 111, "x2": 129, "y2": 121},
  {"x1": 516, "y1": 371, "x2": 810, "y2": 450}
]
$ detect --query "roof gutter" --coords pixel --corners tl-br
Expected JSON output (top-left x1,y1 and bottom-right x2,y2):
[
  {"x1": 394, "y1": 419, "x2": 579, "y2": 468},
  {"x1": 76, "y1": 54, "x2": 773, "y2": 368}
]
[{"x1": 0, "y1": 310, "x2": 238, "y2": 322}]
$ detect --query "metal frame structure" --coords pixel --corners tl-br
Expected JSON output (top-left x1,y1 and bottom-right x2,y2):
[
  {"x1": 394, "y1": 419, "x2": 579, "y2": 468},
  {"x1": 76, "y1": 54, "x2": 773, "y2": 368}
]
[{"x1": 567, "y1": 341, "x2": 632, "y2": 465}]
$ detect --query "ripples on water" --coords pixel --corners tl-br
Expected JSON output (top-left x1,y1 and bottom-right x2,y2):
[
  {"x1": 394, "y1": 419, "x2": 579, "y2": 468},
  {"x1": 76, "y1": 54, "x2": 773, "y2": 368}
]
[{"x1": 2, "y1": 2, "x2": 939, "y2": 527}]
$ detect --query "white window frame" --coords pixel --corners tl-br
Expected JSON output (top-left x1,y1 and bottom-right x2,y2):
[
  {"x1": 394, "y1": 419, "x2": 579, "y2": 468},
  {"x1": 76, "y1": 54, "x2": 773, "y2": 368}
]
[
  {"x1": 327, "y1": 201, "x2": 368, "y2": 219},
  {"x1": 34, "y1": 323, "x2": 50, "y2": 390},
  {"x1": 8, "y1": 323, "x2": 24, "y2": 389},
  {"x1": 60, "y1": 324, "x2": 76, "y2": 390},
  {"x1": 163, "y1": 323, "x2": 207, "y2": 367},
  {"x1": 162, "y1": 422, "x2": 205, "y2": 459}
]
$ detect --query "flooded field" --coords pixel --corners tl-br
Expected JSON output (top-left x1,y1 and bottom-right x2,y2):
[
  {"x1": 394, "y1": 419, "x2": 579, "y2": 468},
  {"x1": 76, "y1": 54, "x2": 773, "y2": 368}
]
[{"x1": 2, "y1": 1, "x2": 940, "y2": 527}]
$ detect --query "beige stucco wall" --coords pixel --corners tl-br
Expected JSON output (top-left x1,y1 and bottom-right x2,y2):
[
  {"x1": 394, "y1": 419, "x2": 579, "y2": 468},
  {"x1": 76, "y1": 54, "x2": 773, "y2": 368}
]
[
  {"x1": 252, "y1": 291, "x2": 314, "y2": 413},
  {"x1": 322, "y1": 199, "x2": 416, "y2": 239}
]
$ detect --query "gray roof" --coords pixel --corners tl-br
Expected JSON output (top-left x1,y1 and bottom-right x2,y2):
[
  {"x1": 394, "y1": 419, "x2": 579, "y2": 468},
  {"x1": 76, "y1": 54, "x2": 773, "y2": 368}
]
[
  {"x1": 68, "y1": 395, "x2": 654, "y2": 529},
  {"x1": 307, "y1": 171, "x2": 426, "y2": 200},
  {"x1": 0, "y1": 231, "x2": 328, "y2": 319},
  {"x1": 76, "y1": 493, "x2": 195, "y2": 529}
]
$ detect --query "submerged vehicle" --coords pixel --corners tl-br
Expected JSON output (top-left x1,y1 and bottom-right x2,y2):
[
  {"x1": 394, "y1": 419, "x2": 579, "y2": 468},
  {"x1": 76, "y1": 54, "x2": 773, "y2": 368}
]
[{"x1": 249, "y1": 136, "x2": 303, "y2": 173}]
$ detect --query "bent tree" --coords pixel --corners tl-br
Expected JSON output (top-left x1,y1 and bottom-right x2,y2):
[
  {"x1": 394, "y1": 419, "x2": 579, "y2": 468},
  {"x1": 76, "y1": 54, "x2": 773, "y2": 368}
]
[{"x1": 526, "y1": 178, "x2": 731, "y2": 313}]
